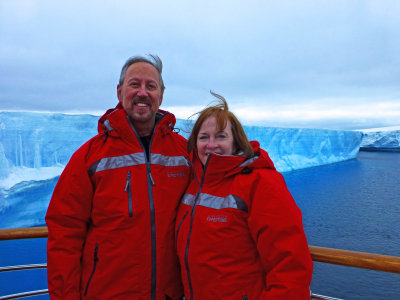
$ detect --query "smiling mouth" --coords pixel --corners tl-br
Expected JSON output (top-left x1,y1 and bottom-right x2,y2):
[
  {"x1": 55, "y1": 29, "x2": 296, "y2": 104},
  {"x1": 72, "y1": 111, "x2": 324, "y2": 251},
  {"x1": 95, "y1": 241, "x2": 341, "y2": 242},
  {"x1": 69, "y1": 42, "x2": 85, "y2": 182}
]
[{"x1": 135, "y1": 103, "x2": 149, "y2": 107}]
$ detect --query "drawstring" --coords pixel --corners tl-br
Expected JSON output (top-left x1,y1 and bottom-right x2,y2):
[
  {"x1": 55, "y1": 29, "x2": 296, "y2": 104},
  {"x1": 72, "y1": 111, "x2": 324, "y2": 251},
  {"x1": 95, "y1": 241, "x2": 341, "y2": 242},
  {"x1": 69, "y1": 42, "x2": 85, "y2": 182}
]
[
  {"x1": 165, "y1": 121, "x2": 180, "y2": 134},
  {"x1": 172, "y1": 127, "x2": 180, "y2": 134},
  {"x1": 101, "y1": 126, "x2": 110, "y2": 144},
  {"x1": 101, "y1": 119, "x2": 114, "y2": 144}
]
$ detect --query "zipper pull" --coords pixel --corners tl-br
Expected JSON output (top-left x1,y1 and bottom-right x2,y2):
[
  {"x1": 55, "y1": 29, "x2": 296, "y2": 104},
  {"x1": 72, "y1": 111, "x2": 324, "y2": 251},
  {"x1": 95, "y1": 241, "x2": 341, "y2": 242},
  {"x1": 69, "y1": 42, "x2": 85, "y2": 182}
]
[
  {"x1": 148, "y1": 170, "x2": 155, "y2": 186},
  {"x1": 125, "y1": 171, "x2": 131, "y2": 191}
]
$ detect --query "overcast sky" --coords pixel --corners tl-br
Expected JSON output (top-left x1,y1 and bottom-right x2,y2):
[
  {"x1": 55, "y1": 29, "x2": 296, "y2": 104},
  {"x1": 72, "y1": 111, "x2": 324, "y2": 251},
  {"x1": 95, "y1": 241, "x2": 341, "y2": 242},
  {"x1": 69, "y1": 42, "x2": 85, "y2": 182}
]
[{"x1": 1, "y1": 0, "x2": 399, "y2": 130}]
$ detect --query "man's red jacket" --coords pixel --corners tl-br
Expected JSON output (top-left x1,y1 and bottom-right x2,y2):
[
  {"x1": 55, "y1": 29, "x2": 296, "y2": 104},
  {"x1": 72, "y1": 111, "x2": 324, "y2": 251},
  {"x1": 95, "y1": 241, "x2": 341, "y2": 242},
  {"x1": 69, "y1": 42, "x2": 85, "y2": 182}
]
[{"x1": 46, "y1": 105, "x2": 190, "y2": 299}]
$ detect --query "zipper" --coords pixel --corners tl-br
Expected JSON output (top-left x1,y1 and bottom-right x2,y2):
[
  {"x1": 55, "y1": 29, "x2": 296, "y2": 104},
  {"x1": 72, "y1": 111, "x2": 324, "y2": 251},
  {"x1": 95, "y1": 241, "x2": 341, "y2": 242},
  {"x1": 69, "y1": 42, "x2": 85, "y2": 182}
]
[
  {"x1": 243, "y1": 296, "x2": 248, "y2": 300},
  {"x1": 84, "y1": 244, "x2": 99, "y2": 296},
  {"x1": 126, "y1": 114, "x2": 165, "y2": 300},
  {"x1": 125, "y1": 171, "x2": 133, "y2": 217},
  {"x1": 144, "y1": 118, "x2": 159, "y2": 300},
  {"x1": 126, "y1": 115, "x2": 158, "y2": 186},
  {"x1": 175, "y1": 210, "x2": 189, "y2": 250},
  {"x1": 184, "y1": 155, "x2": 212, "y2": 300}
]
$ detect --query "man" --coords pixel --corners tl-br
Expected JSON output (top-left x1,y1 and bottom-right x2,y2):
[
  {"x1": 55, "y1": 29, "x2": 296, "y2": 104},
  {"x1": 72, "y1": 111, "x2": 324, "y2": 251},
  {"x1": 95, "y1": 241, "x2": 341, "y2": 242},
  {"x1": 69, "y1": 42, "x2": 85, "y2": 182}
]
[{"x1": 46, "y1": 55, "x2": 190, "y2": 300}]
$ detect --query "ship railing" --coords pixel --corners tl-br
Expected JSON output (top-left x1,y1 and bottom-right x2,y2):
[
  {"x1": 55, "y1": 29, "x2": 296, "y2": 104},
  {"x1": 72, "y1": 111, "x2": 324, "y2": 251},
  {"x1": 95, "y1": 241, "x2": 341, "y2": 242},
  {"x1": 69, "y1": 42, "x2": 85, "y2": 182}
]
[{"x1": 1, "y1": 227, "x2": 400, "y2": 300}]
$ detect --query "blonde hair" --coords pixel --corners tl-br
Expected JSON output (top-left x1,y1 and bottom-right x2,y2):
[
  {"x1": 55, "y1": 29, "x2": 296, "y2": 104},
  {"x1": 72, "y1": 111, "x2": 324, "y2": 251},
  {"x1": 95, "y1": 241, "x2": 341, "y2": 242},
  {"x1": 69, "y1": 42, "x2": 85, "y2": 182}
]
[{"x1": 187, "y1": 92, "x2": 254, "y2": 158}]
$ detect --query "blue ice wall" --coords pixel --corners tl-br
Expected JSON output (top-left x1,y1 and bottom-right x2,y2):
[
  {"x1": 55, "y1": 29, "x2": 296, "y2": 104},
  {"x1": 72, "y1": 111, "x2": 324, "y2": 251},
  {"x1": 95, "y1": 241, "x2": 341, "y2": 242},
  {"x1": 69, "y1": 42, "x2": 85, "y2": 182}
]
[
  {"x1": 245, "y1": 126, "x2": 362, "y2": 172},
  {"x1": 0, "y1": 112, "x2": 98, "y2": 178},
  {"x1": 0, "y1": 111, "x2": 364, "y2": 177},
  {"x1": 0, "y1": 111, "x2": 364, "y2": 229}
]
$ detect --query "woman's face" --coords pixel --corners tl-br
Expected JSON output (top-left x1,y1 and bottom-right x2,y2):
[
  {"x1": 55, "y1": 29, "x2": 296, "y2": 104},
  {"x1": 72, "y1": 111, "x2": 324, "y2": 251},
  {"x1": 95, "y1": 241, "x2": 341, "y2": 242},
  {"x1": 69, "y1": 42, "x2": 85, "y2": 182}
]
[{"x1": 196, "y1": 115, "x2": 235, "y2": 165}]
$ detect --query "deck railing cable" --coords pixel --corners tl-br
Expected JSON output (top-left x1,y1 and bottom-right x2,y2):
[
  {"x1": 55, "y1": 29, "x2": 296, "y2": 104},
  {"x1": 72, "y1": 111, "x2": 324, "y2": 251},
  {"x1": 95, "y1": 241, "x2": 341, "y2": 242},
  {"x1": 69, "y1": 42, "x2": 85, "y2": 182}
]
[
  {"x1": 0, "y1": 289, "x2": 48, "y2": 300},
  {"x1": 0, "y1": 264, "x2": 47, "y2": 273}
]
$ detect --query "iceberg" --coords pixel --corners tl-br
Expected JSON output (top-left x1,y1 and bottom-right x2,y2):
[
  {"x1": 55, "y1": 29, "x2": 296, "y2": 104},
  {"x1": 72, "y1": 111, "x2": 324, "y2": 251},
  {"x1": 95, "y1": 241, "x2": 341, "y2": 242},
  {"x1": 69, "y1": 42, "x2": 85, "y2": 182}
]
[
  {"x1": 358, "y1": 126, "x2": 400, "y2": 152},
  {"x1": 244, "y1": 126, "x2": 361, "y2": 172},
  {"x1": 0, "y1": 111, "x2": 363, "y2": 228}
]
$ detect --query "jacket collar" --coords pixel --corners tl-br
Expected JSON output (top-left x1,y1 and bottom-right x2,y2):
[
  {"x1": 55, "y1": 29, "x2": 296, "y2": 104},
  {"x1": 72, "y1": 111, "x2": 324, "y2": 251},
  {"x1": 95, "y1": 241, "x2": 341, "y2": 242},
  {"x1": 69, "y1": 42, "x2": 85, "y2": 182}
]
[
  {"x1": 192, "y1": 140, "x2": 276, "y2": 185},
  {"x1": 97, "y1": 103, "x2": 177, "y2": 143}
]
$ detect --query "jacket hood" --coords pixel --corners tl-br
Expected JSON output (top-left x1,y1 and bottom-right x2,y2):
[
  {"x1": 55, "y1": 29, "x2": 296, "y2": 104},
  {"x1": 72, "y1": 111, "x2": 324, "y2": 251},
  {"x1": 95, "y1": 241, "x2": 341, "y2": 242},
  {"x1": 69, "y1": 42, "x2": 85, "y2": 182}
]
[{"x1": 246, "y1": 140, "x2": 276, "y2": 171}]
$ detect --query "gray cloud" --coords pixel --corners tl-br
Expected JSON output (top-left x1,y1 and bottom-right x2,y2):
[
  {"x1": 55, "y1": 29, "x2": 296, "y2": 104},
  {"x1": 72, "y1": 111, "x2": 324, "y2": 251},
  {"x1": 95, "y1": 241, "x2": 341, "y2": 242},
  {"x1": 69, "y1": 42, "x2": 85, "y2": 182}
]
[{"x1": 1, "y1": 0, "x2": 399, "y2": 129}]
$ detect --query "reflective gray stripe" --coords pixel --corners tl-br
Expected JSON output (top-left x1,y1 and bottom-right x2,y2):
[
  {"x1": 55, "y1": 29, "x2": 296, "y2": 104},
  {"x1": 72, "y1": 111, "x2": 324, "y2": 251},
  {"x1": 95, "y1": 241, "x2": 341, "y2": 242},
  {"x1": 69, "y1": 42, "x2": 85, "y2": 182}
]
[
  {"x1": 90, "y1": 153, "x2": 145, "y2": 174},
  {"x1": 181, "y1": 194, "x2": 196, "y2": 207},
  {"x1": 89, "y1": 153, "x2": 189, "y2": 175},
  {"x1": 182, "y1": 193, "x2": 248, "y2": 212},
  {"x1": 150, "y1": 153, "x2": 189, "y2": 167}
]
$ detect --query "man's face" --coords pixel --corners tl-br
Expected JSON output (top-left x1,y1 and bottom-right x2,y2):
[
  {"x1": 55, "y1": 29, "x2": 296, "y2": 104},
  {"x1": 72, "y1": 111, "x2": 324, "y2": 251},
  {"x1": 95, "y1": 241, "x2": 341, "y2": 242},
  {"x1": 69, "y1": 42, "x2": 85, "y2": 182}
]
[{"x1": 117, "y1": 62, "x2": 163, "y2": 130}]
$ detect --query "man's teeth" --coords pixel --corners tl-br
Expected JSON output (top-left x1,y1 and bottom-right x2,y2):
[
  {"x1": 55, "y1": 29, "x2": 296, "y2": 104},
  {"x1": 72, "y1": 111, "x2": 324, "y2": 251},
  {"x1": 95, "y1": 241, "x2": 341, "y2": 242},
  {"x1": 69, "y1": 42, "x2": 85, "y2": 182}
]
[{"x1": 136, "y1": 103, "x2": 148, "y2": 107}]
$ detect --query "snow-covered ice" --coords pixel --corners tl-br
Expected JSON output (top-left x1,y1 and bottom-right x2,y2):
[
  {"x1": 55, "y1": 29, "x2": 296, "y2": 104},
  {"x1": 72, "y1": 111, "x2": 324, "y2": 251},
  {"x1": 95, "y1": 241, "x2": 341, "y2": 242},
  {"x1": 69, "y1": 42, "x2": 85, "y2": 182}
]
[{"x1": 357, "y1": 126, "x2": 400, "y2": 152}]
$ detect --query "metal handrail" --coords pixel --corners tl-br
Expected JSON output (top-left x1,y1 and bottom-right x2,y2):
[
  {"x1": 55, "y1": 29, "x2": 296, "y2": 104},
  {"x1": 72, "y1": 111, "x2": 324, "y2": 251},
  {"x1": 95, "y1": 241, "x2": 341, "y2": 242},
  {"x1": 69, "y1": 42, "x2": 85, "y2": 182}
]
[
  {"x1": 0, "y1": 263, "x2": 48, "y2": 300},
  {"x1": 0, "y1": 289, "x2": 341, "y2": 300},
  {"x1": 0, "y1": 227, "x2": 49, "y2": 299}
]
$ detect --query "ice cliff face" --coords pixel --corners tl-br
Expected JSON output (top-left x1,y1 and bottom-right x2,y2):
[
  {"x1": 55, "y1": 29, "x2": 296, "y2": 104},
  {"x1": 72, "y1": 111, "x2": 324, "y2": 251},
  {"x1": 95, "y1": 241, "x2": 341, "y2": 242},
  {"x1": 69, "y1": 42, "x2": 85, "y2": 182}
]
[
  {"x1": 0, "y1": 112, "x2": 363, "y2": 180},
  {"x1": 244, "y1": 126, "x2": 361, "y2": 172},
  {"x1": 359, "y1": 127, "x2": 400, "y2": 152},
  {"x1": 0, "y1": 111, "x2": 363, "y2": 228},
  {"x1": 0, "y1": 112, "x2": 98, "y2": 180}
]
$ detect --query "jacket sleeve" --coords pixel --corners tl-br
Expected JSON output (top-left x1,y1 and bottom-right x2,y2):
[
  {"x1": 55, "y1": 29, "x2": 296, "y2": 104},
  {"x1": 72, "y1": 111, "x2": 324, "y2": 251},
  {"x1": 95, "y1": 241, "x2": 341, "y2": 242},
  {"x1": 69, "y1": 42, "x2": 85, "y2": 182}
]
[
  {"x1": 45, "y1": 147, "x2": 93, "y2": 300},
  {"x1": 247, "y1": 170, "x2": 313, "y2": 300}
]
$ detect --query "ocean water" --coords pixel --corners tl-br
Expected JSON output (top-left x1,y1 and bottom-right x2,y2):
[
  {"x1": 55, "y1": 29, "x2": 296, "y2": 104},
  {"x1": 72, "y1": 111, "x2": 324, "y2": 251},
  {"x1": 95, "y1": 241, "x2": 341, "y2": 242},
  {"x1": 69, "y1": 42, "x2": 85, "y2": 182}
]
[
  {"x1": 284, "y1": 151, "x2": 400, "y2": 299},
  {"x1": 0, "y1": 151, "x2": 399, "y2": 299}
]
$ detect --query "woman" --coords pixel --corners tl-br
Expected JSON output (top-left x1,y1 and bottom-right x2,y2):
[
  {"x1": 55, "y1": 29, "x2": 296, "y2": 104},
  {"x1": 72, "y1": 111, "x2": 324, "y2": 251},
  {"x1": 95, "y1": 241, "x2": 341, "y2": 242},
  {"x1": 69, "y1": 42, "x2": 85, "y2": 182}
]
[{"x1": 175, "y1": 92, "x2": 313, "y2": 300}]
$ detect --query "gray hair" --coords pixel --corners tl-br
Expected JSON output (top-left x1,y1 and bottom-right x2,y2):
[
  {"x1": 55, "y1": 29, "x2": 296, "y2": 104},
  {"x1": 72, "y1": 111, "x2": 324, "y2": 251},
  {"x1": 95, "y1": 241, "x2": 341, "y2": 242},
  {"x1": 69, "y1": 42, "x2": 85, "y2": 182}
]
[{"x1": 119, "y1": 54, "x2": 165, "y2": 92}]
